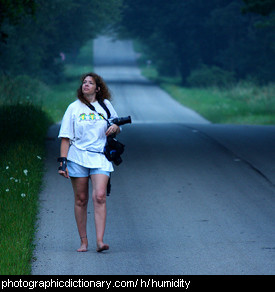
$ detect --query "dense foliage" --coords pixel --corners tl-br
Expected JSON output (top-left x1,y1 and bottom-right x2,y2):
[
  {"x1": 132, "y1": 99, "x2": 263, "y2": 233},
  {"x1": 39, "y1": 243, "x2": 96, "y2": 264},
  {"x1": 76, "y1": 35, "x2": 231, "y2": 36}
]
[
  {"x1": 119, "y1": 0, "x2": 275, "y2": 85},
  {"x1": 0, "y1": 0, "x2": 122, "y2": 82},
  {"x1": 1, "y1": 0, "x2": 273, "y2": 86}
]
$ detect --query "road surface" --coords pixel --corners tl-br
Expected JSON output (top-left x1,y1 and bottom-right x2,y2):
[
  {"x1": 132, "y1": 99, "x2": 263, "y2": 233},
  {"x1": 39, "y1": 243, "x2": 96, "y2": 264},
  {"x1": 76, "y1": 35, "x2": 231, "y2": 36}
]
[{"x1": 32, "y1": 37, "x2": 275, "y2": 275}]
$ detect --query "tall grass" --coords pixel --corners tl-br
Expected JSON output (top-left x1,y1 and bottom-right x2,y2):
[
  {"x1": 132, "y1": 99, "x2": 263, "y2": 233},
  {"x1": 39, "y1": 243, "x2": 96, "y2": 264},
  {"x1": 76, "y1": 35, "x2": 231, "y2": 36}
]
[
  {"x1": 0, "y1": 75, "x2": 48, "y2": 106},
  {"x1": 0, "y1": 39, "x2": 93, "y2": 274},
  {"x1": 0, "y1": 105, "x2": 52, "y2": 274},
  {"x1": 141, "y1": 66, "x2": 275, "y2": 125},
  {"x1": 162, "y1": 82, "x2": 275, "y2": 124}
]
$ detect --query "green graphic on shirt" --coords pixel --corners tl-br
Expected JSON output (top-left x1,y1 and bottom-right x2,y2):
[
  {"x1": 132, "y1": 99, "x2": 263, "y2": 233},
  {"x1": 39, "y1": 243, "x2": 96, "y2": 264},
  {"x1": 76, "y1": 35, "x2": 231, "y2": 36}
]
[
  {"x1": 79, "y1": 113, "x2": 87, "y2": 121},
  {"x1": 79, "y1": 113, "x2": 104, "y2": 122},
  {"x1": 89, "y1": 113, "x2": 95, "y2": 120}
]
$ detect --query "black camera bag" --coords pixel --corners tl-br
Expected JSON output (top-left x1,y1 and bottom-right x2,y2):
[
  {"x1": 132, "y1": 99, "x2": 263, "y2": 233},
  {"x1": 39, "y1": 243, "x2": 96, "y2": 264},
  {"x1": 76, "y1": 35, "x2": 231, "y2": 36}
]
[{"x1": 104, "y1": 136, "x2": 125, "y2": 166}]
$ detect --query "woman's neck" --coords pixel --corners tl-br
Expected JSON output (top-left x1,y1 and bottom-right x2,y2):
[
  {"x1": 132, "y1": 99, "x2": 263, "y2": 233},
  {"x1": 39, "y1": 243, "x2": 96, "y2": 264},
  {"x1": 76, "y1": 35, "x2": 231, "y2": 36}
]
[{"x1": 84, "y1": 94, "x2": 97, "y2": 103}]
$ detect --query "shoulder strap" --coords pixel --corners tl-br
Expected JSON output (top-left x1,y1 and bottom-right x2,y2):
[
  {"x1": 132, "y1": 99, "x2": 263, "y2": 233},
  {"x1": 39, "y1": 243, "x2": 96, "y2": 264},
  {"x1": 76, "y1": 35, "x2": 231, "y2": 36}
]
[
  {"x1": 98, "y1": 100, "x2": 111, "y2": 119},
  {"x1": 85, "y1": 100, "x2": 111, "y2": 126},
  {"x1": 85, "y1": 102, "x2": 95, "y2": 112},
  {"x1": 85, "y1": 100, "x2": 111, "y2": 119}
]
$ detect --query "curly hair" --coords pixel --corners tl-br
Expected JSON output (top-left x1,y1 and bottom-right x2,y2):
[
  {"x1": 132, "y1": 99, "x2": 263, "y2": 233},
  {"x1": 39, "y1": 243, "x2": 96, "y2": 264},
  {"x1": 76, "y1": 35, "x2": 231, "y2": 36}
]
[{"x1": 77, "y1": 72, "x2": 111, "y2": 105}]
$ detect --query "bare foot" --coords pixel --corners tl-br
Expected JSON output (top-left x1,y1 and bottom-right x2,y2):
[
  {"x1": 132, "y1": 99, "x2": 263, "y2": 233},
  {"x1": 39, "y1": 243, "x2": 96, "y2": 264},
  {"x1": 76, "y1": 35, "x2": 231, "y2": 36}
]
[
  {"x1": 77, "y1": 236, "x2": 88, "y2": 252},
  {"x1": 96, "y1": 242, "x2": 109, "y2": 252}
]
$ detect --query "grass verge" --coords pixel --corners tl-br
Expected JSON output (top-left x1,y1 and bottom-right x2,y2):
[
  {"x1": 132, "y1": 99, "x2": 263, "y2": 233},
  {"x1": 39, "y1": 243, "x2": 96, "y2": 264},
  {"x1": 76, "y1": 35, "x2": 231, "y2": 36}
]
[
  {"x1": 0, "y1": 39, "x2": 93, "y2": 275},
  {"x1": 0, "y1": 105, "x2": 52, "y2": 274},
  {"x1": 141, "y1": 66, "x2": 275, "y2": 125}
]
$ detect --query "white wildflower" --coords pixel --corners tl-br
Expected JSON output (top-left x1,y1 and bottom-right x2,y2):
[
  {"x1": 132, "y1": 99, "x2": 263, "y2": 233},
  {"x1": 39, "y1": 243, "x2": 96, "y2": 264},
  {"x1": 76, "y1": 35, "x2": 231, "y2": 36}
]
[
  {"x1": 21, "y1": 193, "x2": 26, "y2": 198},
  {"x1": 6, "y1": 166, "x2": 9, "y2": 170},
  {"x1": 37, "y1": 156, "x2": 42, "y2": 160},
  {"x1": 6, "y1": 189, "x2": 9, "y2": 192},
  {"x1": 23, "y1": 169, "x2": 28, "y2": 176}
]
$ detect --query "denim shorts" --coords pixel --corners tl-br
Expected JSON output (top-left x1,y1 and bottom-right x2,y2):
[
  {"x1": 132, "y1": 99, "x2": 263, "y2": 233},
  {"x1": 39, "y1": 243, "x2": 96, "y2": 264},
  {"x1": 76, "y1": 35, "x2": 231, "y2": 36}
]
[{"x1": 67, "y1": 160, "x2": 110, "y2": 177}]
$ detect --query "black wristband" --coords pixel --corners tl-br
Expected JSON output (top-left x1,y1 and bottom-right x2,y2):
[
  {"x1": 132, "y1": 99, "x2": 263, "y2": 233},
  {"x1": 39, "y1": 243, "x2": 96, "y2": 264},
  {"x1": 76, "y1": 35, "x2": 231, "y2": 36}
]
[
  {"x1": 57, "y1": 157, "x2": 67, "y2": 171},
  {"x1": 57, "y1": 157, "x2": 67, "y2": 162}
]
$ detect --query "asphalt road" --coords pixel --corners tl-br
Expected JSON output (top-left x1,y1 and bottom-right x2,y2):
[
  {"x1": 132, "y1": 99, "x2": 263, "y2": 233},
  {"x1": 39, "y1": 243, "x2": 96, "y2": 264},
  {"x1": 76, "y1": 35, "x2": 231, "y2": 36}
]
[{"x1": 32, "y1": 37, "x2": 275, "y2": 275}]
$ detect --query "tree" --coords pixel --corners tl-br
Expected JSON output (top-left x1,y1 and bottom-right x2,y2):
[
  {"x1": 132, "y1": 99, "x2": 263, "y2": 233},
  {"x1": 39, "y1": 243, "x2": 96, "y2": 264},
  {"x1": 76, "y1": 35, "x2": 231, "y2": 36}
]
[
  {"x1": 242, "y1": 0, "x2": 275, "y2": 16},
  {"x1": 0, "y1": 0, "x2": 35, "y2": 42},
  {"x1": 120, "y1": 0, "x2": 275, "y2": 84},
  {"x1": 0, "y1": 0, "x2": 122, "y2": 81}
]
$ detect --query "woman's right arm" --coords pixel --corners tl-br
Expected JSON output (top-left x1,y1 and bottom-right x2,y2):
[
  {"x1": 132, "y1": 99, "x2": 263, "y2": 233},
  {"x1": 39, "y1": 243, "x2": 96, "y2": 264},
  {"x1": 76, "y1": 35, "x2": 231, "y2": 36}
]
[{"x1": 58, "y1": 138, "x2": 70, "y2": 178}]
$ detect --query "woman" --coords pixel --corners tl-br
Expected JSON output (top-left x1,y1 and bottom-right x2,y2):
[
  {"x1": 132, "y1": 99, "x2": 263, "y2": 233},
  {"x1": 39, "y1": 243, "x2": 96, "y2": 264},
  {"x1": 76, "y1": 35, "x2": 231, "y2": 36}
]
[{"x1": 58, "y1": 72, "x2": 120, "y2": 252}]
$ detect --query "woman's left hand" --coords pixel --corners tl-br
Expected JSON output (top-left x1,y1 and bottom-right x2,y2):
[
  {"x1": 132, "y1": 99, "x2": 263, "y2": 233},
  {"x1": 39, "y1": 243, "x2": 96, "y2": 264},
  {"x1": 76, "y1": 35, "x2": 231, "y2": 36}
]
[{"x1": 106, "y1": 124, "x2": 119, "y2": 136}]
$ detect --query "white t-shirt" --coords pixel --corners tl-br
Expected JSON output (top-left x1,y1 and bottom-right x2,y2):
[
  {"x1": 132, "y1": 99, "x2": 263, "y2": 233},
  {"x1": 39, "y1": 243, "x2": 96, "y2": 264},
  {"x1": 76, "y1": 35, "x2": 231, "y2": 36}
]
[{"x1": 58, "y1": 99, "x2": 119, "y2": 172}]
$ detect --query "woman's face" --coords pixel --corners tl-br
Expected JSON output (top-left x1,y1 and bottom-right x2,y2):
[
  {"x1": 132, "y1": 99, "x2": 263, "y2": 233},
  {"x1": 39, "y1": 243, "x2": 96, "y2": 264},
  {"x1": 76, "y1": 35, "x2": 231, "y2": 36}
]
[{"x1": 82, "y1": 76, "x2": 97, "y2": 96}]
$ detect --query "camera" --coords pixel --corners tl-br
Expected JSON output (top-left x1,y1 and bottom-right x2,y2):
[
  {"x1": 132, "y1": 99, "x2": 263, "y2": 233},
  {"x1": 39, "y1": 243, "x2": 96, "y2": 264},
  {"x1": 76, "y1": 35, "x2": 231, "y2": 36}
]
[
  {"x1": 104, "y1": 116, "x2": 131, "y2": 166},
  {"x1": 108, "y1": 116, "x2": 132, "y2": 126}
]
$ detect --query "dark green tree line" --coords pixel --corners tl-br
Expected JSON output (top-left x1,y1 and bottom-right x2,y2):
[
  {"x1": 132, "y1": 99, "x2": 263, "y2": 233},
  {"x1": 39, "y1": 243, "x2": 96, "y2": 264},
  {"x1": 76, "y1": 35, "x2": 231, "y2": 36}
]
[
  {"x1": 0, "y1": 0, "x2": 36, "y2": 42},
  {"x1": 242, "y1": 0, "x2": 275, "y2": 16},
  {"x1": 119, "y1": 0, "x2": 275, "y2": 85},
  {"x1": 0, "y1": 0, "x2": 122, "y2": 82}
]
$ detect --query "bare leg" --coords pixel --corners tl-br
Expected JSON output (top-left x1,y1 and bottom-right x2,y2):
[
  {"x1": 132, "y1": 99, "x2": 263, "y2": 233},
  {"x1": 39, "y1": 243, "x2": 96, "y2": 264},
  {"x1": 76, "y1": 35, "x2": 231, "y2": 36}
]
[
  {"x1": 71, "y1": 177, "x2": 89, "y2": 252},
  {"x1": 91, "y1": 174, "x2": 109, "y2": 252}
]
